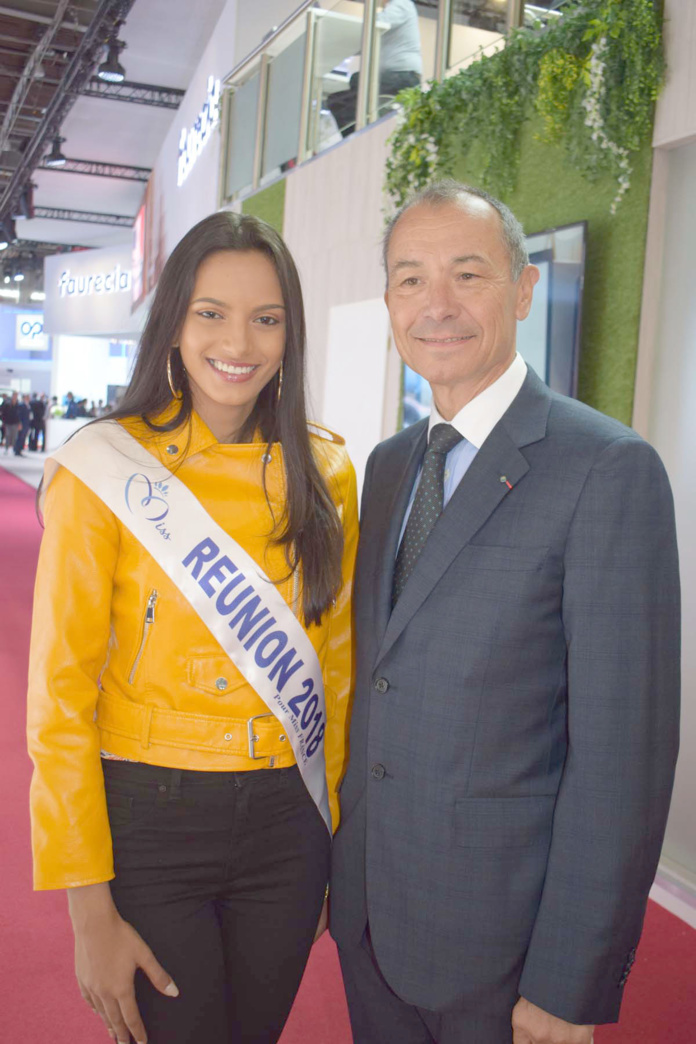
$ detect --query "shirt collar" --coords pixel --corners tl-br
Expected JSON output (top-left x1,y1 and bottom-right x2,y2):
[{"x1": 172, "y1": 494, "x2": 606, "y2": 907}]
[{"x1": 428, "y1": 353, "x2": 527, "y2": 450}]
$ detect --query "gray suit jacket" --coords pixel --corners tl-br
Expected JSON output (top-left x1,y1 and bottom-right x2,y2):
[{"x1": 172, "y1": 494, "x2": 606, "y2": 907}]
[{"x1": 330, "y1": 369, "x2": 680, "y2": 1025}]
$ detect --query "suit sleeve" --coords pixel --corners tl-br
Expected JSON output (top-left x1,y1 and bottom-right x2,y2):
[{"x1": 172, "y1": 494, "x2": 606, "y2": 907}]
[
  {"x1": 322, "y1": 450, "x2": 359, "y2": 833},
  {"x1": 27, "y1": 466, "x2": 119, "y2": 889},
  {"x1": 518, "y1": 435, "x2": 680, "y2": 1024}
]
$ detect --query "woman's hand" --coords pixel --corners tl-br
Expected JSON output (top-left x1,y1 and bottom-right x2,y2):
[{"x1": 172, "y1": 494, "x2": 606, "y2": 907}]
[
  {"x1": 313, "y1": 897, "x2": 329, "y2": 943},
  {"x1": 68, "y1": 883, "x2": 179, "y2": 1044}
]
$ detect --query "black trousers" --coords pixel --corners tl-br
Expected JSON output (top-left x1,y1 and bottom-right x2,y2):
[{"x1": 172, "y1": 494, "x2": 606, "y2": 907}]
[
  {"x1": 338, "y1": 930, "x2": 514, "y2": 1044},
  {"x1": 30, "y1": 420, "x2": 46, "y2": 450},
  {"x1": 104, "y1": 760, "x2": 331, "y2": 1044},
  {"x1": 14, "y1": 423, "x2": 29, "y2": 454},
  {"x1": 327, "y1": 69, "x2": 421, "y2": 137}
]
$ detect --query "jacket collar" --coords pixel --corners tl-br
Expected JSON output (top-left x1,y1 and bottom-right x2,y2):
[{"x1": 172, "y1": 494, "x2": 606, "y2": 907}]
[
  {"x1": 121, "y1": 403, "x2": 265, "y2": 463},
  {"x1": 373, "y1": 368, "x2": 553, "y2": 666}
]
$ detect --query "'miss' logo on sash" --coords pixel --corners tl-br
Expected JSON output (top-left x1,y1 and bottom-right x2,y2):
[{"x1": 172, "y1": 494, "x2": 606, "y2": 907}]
[
  {"x1": 182, "y1": 538, "x2": 325, "y2": 762},
  {"x1": 125, "y1": 473, "x2": 172, "y2": 540}
]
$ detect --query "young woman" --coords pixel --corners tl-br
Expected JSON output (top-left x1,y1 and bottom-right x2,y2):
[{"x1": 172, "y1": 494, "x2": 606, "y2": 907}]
[{"x1": 27, "y1": 212, "x2": 358, "y2": 1044}]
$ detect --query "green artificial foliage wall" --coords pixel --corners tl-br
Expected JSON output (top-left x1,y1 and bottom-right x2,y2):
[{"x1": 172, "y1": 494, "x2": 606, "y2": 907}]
[
  {"x1": 239, "y1": 119, "x2": 652, "y2": 426},
  {"x1": 241, "y1": 179, "x2": 286, "y2": 235},
  {"x1": 453, "y1": 114, "x2": 652, "y2": 425}
]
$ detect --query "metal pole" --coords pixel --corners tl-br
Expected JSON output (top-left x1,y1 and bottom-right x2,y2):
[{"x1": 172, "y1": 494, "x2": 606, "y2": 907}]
[
  {"x1": 507, "y1": 0, "x2": 525, "y2": 31},
  {"x1": 217, "y1": 87, "x2": 232, "y2": 207},
  {"x1": 434, "y1": 0, "x2": 453, "y2": 82},
  {"x1": 355, "y1": 0, "x2": 377, "y2": 132},
  {"x1": 297, "y1": 9, "x2": 317, "y2": 163},
  {"x1": 252, "y1": 53, "x2": 270, "y2": 191}
]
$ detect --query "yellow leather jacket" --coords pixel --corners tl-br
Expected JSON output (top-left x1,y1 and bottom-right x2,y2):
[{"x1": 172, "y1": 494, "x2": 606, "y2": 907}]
[{"x1": 27, "y1": 410, "x2": 358, "y2": 890}]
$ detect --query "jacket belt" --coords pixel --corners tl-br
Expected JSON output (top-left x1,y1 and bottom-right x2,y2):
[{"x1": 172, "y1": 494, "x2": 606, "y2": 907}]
[{"x1": 96, "y1": 692, "x2": 291, "y2": 759}]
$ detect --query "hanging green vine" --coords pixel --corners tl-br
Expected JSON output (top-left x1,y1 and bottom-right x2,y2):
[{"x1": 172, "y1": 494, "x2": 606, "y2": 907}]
[{"x1": 385, "y1": 0, "x2": 664, "y2": 213}]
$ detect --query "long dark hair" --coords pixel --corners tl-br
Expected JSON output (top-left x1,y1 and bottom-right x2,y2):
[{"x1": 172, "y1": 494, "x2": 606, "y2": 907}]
[{"x1": 108, "y1": 211, "x2": 343, "y2": 627}]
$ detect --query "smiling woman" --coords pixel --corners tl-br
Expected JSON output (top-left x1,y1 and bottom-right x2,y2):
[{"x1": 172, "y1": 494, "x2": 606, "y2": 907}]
[
  {"x1": 178, "y1": 250, "x2": 286, "y2": 442},
  {"x1": 26, "y1": 211, "x2": 358, "y2": 1044}
]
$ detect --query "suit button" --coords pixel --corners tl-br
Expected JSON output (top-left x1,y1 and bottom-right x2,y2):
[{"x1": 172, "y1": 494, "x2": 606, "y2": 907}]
[
  {"x1": 371, "y1": 764, "x2": 386, "y2": 780},
  {"x1": 374, "y1": 677, "x2": 389, "y2": 694},
  {"x1": 215, "y1": 677, "x2": 228, "y2": 691}
]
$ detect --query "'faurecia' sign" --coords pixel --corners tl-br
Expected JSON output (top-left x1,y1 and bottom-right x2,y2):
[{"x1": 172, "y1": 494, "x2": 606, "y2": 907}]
[
  {"x1": 44, "y1": 243, "x2": 138, "y2": 337},
  {"x1": 177, "y1": 75, "x2": 221, "y2": 187},
  {"x1": 58, "y1": 264, "x2": 132, "y2": 298}
]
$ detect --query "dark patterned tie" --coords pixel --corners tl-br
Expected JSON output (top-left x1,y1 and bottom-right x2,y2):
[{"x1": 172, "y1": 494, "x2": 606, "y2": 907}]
[{"x1": 392, "y1": 423, "x2": 464, "y2": 606}]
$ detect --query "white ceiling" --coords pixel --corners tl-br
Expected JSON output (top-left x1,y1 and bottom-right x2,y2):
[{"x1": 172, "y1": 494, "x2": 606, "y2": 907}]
[{"x1": 16, "y1": 0, "x2": 229, "y2": 250}]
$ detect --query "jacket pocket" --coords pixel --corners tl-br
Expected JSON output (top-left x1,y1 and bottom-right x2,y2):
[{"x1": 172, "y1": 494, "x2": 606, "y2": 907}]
[
  {"x1": 128, "y1": 590, "x2": 158, "y2": 685},
  {"x1": 105, "y1": 782, "x2": 157, "y2": 830},
  {"x1": 464, "y1": 544, "x2": 549, "y2": 572},
  {"x1": 187, "y1": 655, "x2": 247, "y2": 697},
  {"x1": 454, "y1": 795, "x2": 556, "y2": 848}
]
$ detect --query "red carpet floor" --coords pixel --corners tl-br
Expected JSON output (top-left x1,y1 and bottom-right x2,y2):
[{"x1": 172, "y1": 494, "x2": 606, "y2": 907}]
[{"x1": 1, "y1": 461, "x2": 694, "y2": 1043}]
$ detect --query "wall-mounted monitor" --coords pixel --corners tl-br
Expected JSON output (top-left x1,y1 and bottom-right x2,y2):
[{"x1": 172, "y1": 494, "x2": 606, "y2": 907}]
[
  {"x1": 400, "y1": 220, "x2": 587, "y2": 428},
  {"x1": 520, "y1": 219, "x2": 586, "y2": 398}
]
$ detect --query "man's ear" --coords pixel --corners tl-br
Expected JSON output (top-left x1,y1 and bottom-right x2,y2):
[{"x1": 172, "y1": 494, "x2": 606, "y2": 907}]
[{"x1": 515, "y1": 264, "x2": 540, "y2": 321}]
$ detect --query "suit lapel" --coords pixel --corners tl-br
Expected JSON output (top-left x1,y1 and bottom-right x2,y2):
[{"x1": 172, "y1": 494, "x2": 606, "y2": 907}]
[
  {"x1": 369, "y1": 420, "x2": 427, "y2": 646},
  {"x1": 375, "y1": 370, "x2": 552, "y2": 667}
]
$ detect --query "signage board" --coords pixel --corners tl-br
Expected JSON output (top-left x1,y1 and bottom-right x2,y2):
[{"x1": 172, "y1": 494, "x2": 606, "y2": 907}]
[
  {"x1": 15, "y1": 312, "x2": 48, "y2": 351},
  {"x1": 43, "y1": 244, "x2": 141, "y2": 337},
  {"x1": 177, "y1": 75, "x2": 221, "y2": 187}
]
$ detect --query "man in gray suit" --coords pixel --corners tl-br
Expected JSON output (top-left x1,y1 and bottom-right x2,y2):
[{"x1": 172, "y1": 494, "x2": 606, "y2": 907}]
[{"x1": 330, "y1": 181, "x2": 680, "y2": 1043}]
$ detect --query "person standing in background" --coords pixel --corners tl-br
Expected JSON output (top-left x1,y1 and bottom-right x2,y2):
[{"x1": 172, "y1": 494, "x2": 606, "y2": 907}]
[
  {"x1": 14, "y1": 393, "x2": 32, "y2": 456},
  {"x1": 2, "y1": 391, "x2": 20, "y2": 454},
  {"x1": 29, "y1": 393, "x2": 46, "y2": 451}
]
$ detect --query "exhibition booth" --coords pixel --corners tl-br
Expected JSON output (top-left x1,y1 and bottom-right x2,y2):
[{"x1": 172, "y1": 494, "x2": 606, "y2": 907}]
[{"x1": 41, "y1": 242, "x2": 141, "y2": 452}]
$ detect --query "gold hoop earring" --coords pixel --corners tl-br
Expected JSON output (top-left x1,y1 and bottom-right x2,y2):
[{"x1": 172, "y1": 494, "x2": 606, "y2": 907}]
[
  {"x1": 276, "y1": 361, "x2": 284, "y2": 404},
  {"x1": 167, "y1": 348, "x2": 182, "y2": 400}
]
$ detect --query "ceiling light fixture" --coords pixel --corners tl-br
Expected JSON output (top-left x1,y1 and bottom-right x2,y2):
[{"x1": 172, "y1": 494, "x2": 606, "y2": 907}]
[
  {"x1": 97, "y1": 37, "x2": 127, "y2": 83},
  {"x1": 14, "y1": 271, "x2": 25, "y2": 282},
  {"x1": 0, "y1": 241, "x2": 8, "y2": 251},
  {"x1": 46, "y1": 136, "x2": 67, "y2": 168},
  {"x1": 12, "y1": 185, "x2": 34, "y2": 220}
]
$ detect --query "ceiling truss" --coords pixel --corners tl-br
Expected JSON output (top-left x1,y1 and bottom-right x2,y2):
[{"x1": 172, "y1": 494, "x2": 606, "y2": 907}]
[
  {"x1": 39, "y1": 156, "x2": 151, "y2": 181},
  {"x1": 0, "y1": 0, "x2": 138, "y2": 224},
  {"x1": 33, "y1": 204, "x2": 133, "y2": 227},
  {"x1": 79, "y1": 76, "x2": 184, "y2": 109}
]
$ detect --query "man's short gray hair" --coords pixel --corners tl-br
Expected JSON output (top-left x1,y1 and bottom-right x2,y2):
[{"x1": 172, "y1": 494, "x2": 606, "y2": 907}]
[{"x1": 383, "y1": 179, "x2": 529, "y2": 282}]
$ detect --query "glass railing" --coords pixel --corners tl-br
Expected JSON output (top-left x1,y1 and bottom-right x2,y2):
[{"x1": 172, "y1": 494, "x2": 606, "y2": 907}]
[
  {"x1": 523, "y1": 1, "x2": 571, "y2": 29},
  {"x1": 223, "y1": 62, "x2": 262, "y2": 199},
  {"x1": 219, "y1": 0, "x2": 561, "y2": 204},
  {"x1": 449, "y1": 0, "x2": 508, "y2": 71}
]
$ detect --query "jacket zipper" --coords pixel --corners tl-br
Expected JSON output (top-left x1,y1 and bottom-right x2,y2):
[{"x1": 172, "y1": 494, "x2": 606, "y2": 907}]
[{"x1": 128, "y1": 590, "x2": 158, "y2": 685}]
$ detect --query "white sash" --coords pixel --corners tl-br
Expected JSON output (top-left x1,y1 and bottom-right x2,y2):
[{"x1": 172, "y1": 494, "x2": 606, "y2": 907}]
[{"x1": 45, "y1": 421, "x2": 332, "y2": 833}]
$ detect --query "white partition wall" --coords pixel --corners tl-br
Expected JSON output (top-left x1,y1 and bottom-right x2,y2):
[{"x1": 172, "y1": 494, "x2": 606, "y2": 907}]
[
  {"x1": 323, "y1": 298, "x2": 391, "y2": 495},
  {"x1": 633, "y1": 0, "x2": 696, "y2": 900},
  {"x1": 638, "y1": 141, "x2": 696, "y2": 890},
  {"x1": 283, "y1": 114, "x2": 395, "y2": 422}
]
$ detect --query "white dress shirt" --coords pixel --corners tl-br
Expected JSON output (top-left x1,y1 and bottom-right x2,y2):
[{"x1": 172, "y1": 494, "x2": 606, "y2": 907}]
[{"x1": 399, "y1": 353, "x2": 528, "y2": 545}]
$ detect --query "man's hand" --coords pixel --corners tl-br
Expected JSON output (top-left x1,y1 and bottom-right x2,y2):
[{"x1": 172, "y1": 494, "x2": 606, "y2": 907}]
[{"x1": 512, "y1": 997, "x2": 594, "y2": 1044}]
